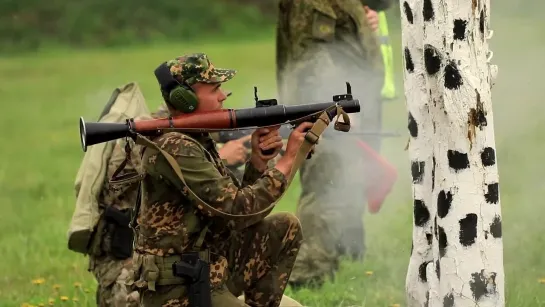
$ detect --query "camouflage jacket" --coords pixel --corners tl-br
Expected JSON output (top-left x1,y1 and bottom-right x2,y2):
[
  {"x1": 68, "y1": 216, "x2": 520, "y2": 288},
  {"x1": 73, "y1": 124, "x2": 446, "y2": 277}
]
[
  {"x1": 276, "y1": 0, "x2": 384, "y2": 105},
  {"x1": 134, "y1": 131, "x2": 287, "y2": 257}
]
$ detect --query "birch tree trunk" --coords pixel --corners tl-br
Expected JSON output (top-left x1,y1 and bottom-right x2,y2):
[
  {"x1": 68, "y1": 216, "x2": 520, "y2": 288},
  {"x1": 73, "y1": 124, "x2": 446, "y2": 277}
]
[
  {"x1": 400, "y1": 0, "x2": 504, "y2": 305},
  {"x1": 400, "y1": 0, "x2": 435, "y2": 305}
]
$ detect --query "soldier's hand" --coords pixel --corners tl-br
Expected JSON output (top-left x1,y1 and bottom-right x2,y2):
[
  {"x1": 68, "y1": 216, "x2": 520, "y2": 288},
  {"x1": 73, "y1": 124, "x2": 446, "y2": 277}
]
[
  {"x1": 284, "y1": 122, "x2": 315, "y2": 159},
  {"x1": 274, "y1": 122, "x2": 315, "y2": 177},
  {"x1": 250, "y1": 126, "x2": 283, "y2": 170},
  {"x1": 218, "y1": 135, "x2": 251, "y2": 166},
  {"x1": 364, "y1": 6, "x2": 379, "y2": 32}
]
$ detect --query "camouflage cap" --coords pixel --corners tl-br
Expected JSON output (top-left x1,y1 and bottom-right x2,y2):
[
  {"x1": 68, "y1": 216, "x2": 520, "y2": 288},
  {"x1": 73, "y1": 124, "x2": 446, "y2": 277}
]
[{"x1": 166, "y1": 53, "x2": 236, "y2": 86}]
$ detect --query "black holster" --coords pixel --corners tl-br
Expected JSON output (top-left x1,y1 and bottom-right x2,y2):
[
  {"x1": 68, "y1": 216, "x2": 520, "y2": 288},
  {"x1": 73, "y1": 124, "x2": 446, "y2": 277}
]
[
  {"x1": 172, "y1": 252, "x2": 212, "y2": 307},
  {"x1": 103, "y1": 206, "x2": 134, "y2": 259}
]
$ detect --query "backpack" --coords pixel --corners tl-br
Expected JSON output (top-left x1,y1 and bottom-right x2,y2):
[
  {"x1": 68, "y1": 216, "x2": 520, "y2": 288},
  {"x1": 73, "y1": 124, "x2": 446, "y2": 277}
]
[{"x1": 68, "y1": 82, "x2": 152, "y2": 255}]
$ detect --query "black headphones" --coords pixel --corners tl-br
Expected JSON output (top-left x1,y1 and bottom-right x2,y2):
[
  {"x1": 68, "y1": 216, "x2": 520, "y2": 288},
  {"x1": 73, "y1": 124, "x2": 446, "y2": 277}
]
[{"x1": 154, "y1": 62, "x2": 199, "y2": 113}]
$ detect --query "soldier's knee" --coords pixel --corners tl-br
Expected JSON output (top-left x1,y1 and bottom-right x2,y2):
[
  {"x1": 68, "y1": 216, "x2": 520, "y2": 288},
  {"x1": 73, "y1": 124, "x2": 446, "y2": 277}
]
[
  {"x1": 269, "y1": 212, "x2": 303, "y2": 242},
  {"x1": 126, "y1": 291, "x2": 141, "y2": 307},
  {"x1": 269, "y1": 212, "x2": 300, "y2": 225},
  {"x1": 283, "y1": 212, "x2": 301, "y2": 226}
]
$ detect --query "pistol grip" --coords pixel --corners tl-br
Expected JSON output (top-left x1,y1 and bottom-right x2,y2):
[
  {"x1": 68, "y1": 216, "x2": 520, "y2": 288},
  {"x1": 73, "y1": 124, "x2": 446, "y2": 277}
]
[{"x1": 259, "y1": 131, "x2": 276, "y2": 156}]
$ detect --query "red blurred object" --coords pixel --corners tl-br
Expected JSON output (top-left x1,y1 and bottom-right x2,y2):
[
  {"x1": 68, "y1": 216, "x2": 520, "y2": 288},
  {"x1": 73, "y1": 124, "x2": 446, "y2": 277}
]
[{"x1": 357, "y1": 140, "x2": 398, "y2": 214}]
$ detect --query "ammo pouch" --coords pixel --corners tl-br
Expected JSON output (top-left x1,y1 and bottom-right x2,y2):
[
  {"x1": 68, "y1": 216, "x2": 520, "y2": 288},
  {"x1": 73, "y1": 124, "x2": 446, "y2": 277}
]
[
  {"x1": 172, "y1": 251, "x2": 211, "y2": 307},
  {"x1": 103, "y1": 206, "x2": 134, "y2": 259}
]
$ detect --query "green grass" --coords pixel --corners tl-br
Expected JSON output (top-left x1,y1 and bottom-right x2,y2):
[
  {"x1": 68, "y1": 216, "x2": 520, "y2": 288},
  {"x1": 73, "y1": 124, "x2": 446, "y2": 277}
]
[{"x1": 1, "y1": 15, "x2": 545, "y2": 307}]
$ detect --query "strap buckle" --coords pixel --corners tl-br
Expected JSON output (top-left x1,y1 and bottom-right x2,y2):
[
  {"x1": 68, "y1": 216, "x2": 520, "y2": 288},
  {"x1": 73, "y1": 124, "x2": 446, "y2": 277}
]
[{"x1": 304, "y1": 130, "x2": 320, "y2": 144}]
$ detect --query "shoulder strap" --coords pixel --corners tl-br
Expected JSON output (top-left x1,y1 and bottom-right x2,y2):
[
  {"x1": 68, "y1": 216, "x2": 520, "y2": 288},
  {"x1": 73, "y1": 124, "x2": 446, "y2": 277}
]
[
  {"x1": 109, "y1": 140, "x2": 145, "y2": 185},
  {"x1": 134, "y1": 105, "x2": 350, "y2": 230}
]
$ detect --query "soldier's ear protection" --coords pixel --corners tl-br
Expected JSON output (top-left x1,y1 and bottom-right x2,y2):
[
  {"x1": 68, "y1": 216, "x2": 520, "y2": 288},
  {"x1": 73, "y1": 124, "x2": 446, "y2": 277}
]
[{"x1": 154, "y1": 62, "x2": 199, "y2": 113}]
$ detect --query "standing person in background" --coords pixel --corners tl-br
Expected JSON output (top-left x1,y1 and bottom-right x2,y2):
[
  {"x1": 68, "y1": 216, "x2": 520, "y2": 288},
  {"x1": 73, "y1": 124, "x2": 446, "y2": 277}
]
[
  {"x1": 276, "y1": 0, "x2": 391, "y2": 289},
  {"x1": 377, "y1": 10, "x2": 397, "y2": 99},
  {"x1": 364, "y1": 0, "x2": 397, "y2": 99}
]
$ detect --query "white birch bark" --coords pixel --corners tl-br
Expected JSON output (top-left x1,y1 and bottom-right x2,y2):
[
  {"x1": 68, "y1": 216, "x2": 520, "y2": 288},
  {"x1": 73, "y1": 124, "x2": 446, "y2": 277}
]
[
  {"x1": 400, "y1": 0, "x2": 504, "y2": 305},
  {"x1": 400, "y1": 0, "x2": 435, "y2": 305}
]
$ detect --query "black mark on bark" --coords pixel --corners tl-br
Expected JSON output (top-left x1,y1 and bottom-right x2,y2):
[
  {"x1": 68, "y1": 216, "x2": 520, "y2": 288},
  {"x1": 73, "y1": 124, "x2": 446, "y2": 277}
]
[
  {"x1": 438, "y1": 226, "x2": 447, "y2": 257},
  {"x1": 424, "y1": 44, "x2": 441, "y2": 75},
  {"x1": 485, "y1": 183, "x2": 499, "y2": 204},
  {"x1": 405, "y1": 47, "x2": 414, "y2": 72},
  {"x1": 459, "y1": 213, "x2": 478, "y2": 246},
  {"x1": 448, "y1": 150, "x2": 469, "y2": 171},
  {"x1": 408, "y1": 112, "x2": 418, "y2": 137},
  {"x1": 423, "y1": 0, "x2": 434, "y2": 21},
  {"x1": 403, "y1": 2, "x2": 414, "y2": 24},
  {"x1": 437, "y1": 190, "x2": 453, "y2": 218},
  {"x1": 411, "y1": 161, "x2": 425, "y2": 183},
  {"x1": 419, "y1": 261, "x2": 431, "y2": 282},
  {"x1": 490, "y1": 215, "x2": 502, "y2": 238},
  {"x1": 431, "y1": 156, "x2": 436, "y2": 190},
  {"x1": 443, "y1": 293, "x2": 454, "y2": 307},
  {"x1": 479, "y1": 9, "x2": 485, "y2": 35},
  {"x1": 453, "y1": 19, "x2": 467, "y2": 40},
  {"x1": 414, "y1": 199, "x2": 430, "y2": 227},
  {"x1": 444, "y1": 61, "x2": 463, "y2": 89},
  {"x1": 470, "y1": 270, "x2": 497, "y2": 301},
  {"x1": 481, "y1": 147, "x2": 496, "y2": 166}
]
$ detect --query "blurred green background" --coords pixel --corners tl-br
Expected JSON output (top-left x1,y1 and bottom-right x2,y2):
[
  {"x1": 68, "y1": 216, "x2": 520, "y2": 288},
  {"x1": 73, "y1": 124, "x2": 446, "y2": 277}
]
[{"x1": 0, "y1": 1, "x2": 544, "y2": 306}]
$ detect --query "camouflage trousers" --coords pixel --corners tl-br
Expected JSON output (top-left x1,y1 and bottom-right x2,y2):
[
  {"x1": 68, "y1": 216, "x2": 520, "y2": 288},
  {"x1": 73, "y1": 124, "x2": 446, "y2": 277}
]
[
  {"x1": 90, "y1": 255, "x2": 141, "y2": 307},
  {"x1": 288, "y1": 141, "x2": 367, "y2": 289},
  {"x1": 138, "y1": 212, "x2": 303, "y2": 307}
]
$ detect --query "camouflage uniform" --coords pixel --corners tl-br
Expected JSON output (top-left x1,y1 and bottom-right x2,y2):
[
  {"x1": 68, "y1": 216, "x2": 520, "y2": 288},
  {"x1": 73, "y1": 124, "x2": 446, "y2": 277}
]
[
  {"x1": 88, "y1": 139, "x2": 142, "y2": 307},
  {"x1": 156, "y1": 106, "x2": 249, "y2": 183},
  {"x1": 209, "y1": 133, "x2": 250, "y2": 183},
  {"x1": 276, "y1": 0, "x2": 387, "y2": 287},
  {"x1": 127, "y1": 54, "x2": 303, "y2": 307}
]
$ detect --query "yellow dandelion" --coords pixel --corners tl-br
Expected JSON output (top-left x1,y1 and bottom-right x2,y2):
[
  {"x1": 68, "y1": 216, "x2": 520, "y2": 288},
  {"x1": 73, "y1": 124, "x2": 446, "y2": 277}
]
[
  {"x1": 21, "y1": 303, "x2": 32, "y2": 307},
  {"x1": 32, "y1": 278, "x2": 45, "y2": 285},
  {"x1": 60, "y1": 296, "x2": 69, "y2": 301},
  {"x1": 365, "y1": 271, "x2": 374, "y2": 276},
  {"x1": 73, "y1": 282, "x2": 82, "y2": 288},
  {"x1": 38, "y1": 304, "x2": 44, "y2": 307},
  {"x1": 52, "y1": 284, "x2": 61, "y2": 290},
  {"x1": 538, "y1": 278, "x2": 545, "y2": 284},
  {"x1": 84, "y1": 288, "x2": 90, "y2": 293},
  {"x1": 48, "y1": 298, "x2": 55, "y2": 306},
  {"x1": 72, "y1": 297, "x2": 79, "y2": 302},
  {"x1": 390, "y1": 304, "x2": 401, "y2": 307}
]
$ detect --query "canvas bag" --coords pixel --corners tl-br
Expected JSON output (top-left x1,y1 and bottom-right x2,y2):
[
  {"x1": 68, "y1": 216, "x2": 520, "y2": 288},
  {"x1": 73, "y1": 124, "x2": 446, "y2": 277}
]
[{"x1": 68, "y1": 82, "x2": 151, "y2": 254}]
